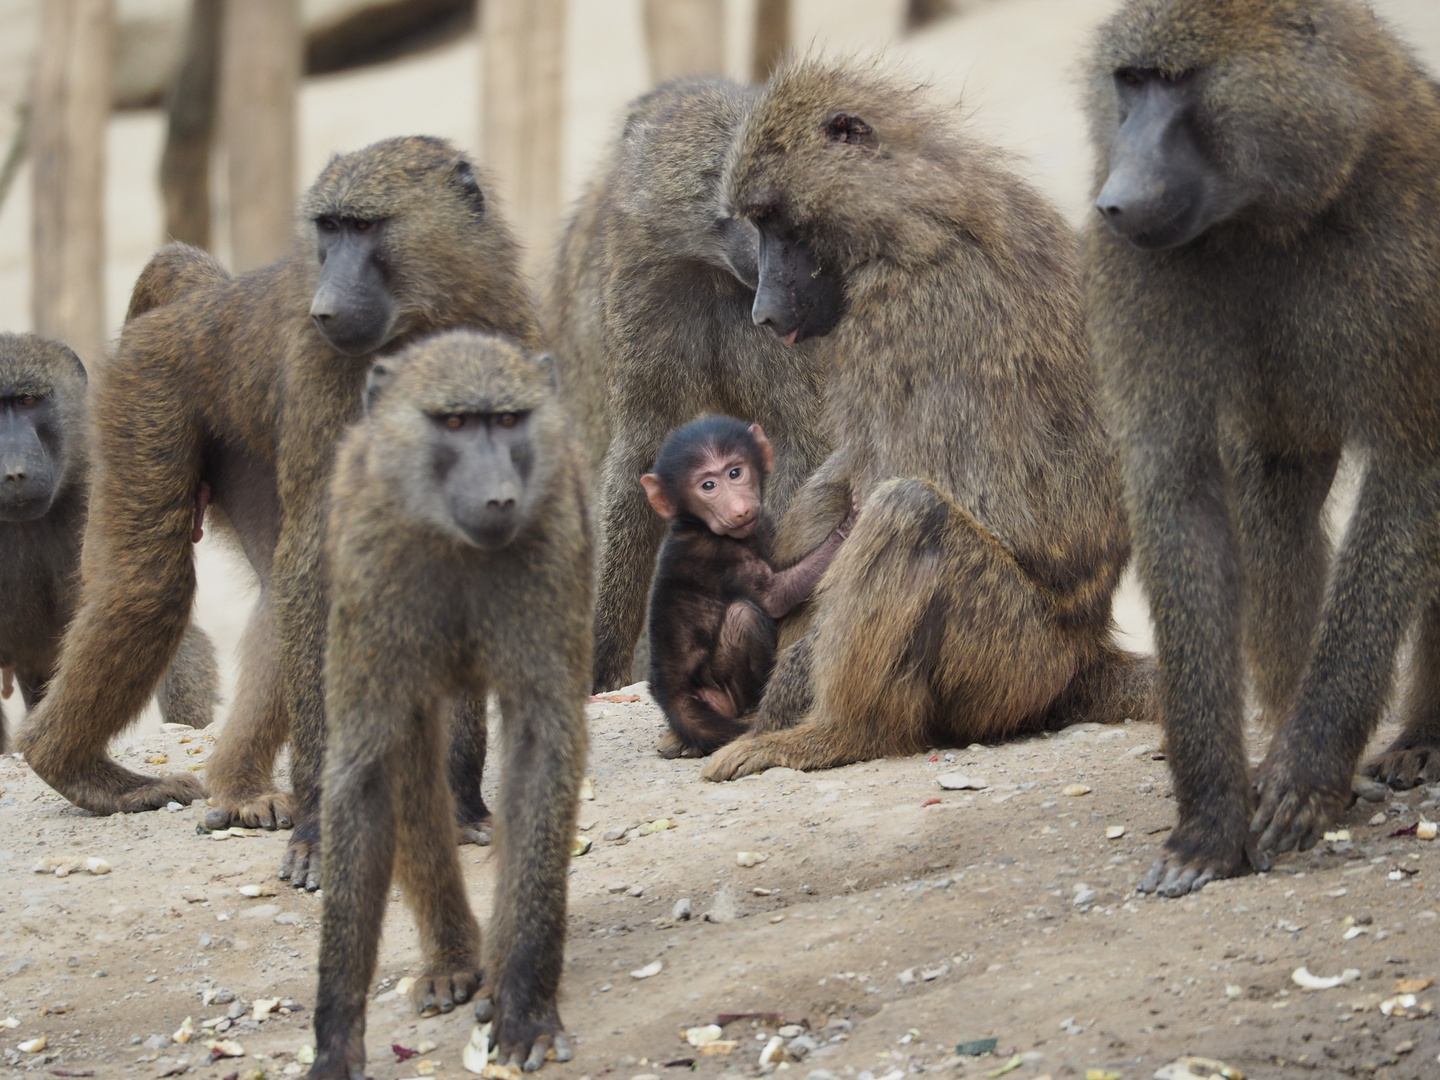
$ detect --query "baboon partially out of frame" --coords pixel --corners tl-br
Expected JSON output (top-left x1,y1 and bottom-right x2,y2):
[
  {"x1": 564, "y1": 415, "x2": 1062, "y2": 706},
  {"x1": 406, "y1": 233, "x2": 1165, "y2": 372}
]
[
  {"x1": 546, "y1": 77, "x2": 832, "y2": 693},
  {"x1": 702, "y1": 58, "x2": 1153, "y2": 782},
  {"x1": 1084, "y1": 0, "x2": 1440, "y2": 896},
  {"x1": 0, "y1": 333, "x2": 218, "y2": 752},
  {"x1": 18, "y1": 138, "x2": 537, "y2": 891},
  {"x1": 310, "y1": 331, "x2": 588, "y2": 1079}
]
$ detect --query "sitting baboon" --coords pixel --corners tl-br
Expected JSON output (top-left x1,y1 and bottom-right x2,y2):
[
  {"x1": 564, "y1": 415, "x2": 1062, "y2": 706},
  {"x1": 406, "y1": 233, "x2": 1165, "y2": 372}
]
[
  {"x1": 545, "y1": 76, "x2": 832, "y2": 692},
  {"x1": 18, "y1": 137, "x2": 537, "y2": 891},
  {"x1": 702, "y1": 58, "x2": 1153, "y2": 783},
  {"x1": 311, "y1": 331, "x2": 588, "y2": 1078},
  {"x1": 1084, "y1": 0, "x2": 1440, "y2": 895},
  {"x1": 0, "y1": 333, "x2": 218, "y2": 751}
]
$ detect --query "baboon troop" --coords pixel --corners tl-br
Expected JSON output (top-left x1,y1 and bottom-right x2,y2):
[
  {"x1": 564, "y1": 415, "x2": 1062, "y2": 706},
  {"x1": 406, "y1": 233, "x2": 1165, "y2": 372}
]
[
  {"x1": 312, "y1": 331, "x2": 588, "y2": 1079},
  {"x1": 1086, "y1": 0, "x2": 1440, "y2": 896},
  {"x1": 13, "y1": 1, "x2": 1440, "y2": 1067},
  {"x1": 0, "y1": 333, "x2": 218, "y2": 752}
]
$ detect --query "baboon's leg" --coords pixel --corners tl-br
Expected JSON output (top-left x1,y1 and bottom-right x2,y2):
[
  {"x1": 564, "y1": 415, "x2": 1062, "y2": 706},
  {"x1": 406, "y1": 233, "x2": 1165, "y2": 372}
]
[
  {"x1": 749, "y1": 627, "x2": 817, "y2": 734},
  {"x1": 17, "y1": 389, "x2": 205, "y2": 813},
  {"x1": 1253, "y1": 463, "x2": 1440, "y2": 853},
  {"x1": 709, "y1": 600, "x2": 777, "y2": 715},
  {"x1": 204, "y1": 589, "x2": 293, "y2": 831},
  {"x1": 592, "y1": 424, "x2": 675, "y2": 692},
  {"x1": 309, "y1": 698, "x2": 406, "y2": 1080},
  {"x1": 449, "y1": 691, "x2": 492, "y2": 844},
  {"x1": 1230, "y1": 444, "x2": 1340, "y2": 723},
  {"x1": 476, "y1": 661, "x2": 584, "y2": 1071},
  {"x1": 157, "y1": 620, "x2": 221, "y2": 729},
  {"x1": 1366, "y1": 590, "x2": 1440, "y2": 788},
  {"x1": 705, "y1": 478, "x2": 1074, "y2": 781},
  {"x1": 397, "y1": 699, "x2": 483, "y2": 1015}
]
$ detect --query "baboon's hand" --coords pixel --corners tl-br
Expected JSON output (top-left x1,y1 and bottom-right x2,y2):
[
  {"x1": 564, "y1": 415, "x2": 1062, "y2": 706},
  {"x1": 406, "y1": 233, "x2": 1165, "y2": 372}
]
[
  {"x1": 203, "y1": 791, "x2": 294, "y2": 832},
  {"x1": 1251, "y1": 748, "x2": 1351, "y2": 857},
  {"x1": 474, "y1": 997, "x2": 572, "y2": 1073},
  {"x1": 410, "y1": 969, "x2": 482, "y2": 1015},
  {"x1": 113, "y1": 772, "x2": 207, "y2": 813},
  {"x1": 1362, "y1": 742, "x2": 1440, "y2": 791},
  {"x1": 278, "y1": 817, "x2": 322, "y2": 891},
  {"x1": 1136, "y1": 798, "x2": 1257, "y2": 898},
  {"x1": 656, "y1": 730, "x2": 703, "y2": 759},
  {"x1": 457, "y1": 817, "x2": 493, "y2": 846},
  {"x1": 701, "y1": 736, "x2": 783, "y2": 781}
]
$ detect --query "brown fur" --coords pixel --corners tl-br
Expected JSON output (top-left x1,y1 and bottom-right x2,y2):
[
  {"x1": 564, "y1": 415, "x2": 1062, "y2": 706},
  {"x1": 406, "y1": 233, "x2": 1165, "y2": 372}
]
[
  {"x1": 310, "y1": 331, "x2": 589, "y2": 1079},
  {"x1": 17, "y1": 139, "x2": 537, "y2": 889},
  {"x1": 544, "y1": 77, "x2": 833, "y2": 692},
  {"x1": 701, "y1": 58, "x2": 1153, "y2": 782},
  {"x1": 1084, "y1": 0, "x2": 1440, "y2": 894},
  {"x1": 0, "y1": 333, "x2": 217, "y2": 752}
]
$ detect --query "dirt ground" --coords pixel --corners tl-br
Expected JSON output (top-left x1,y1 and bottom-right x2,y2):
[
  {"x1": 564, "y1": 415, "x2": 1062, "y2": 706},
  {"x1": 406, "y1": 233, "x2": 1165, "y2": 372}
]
[{"x1": 1, "y1": 687, "x2": 1436, "y2": 1080}]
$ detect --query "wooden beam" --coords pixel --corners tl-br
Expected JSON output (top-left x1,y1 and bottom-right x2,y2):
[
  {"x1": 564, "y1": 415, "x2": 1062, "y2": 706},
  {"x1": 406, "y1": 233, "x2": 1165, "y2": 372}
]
[
  {"x1": 161, "y1": 0, "x2": 222, "y2": 249},
  {"x1": 752, "y1": 0, "x2": 789, "y2": 82},
  {"x1": 643, "y1": 0, "x2": 725, "y2": 84},
  {"x1": 31, "y1": 0, "x2": 113, "y2": 366}
]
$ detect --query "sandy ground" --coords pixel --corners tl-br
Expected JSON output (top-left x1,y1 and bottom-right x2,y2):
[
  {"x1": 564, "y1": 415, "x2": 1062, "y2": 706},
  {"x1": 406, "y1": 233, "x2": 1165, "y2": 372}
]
[{"x1": 3, "y1": 1, "x2": 1440, "y2": 1079}]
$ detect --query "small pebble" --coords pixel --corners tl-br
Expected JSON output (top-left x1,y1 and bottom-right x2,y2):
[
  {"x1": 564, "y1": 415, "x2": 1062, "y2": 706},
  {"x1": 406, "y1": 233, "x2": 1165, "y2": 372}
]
[
  {"x1": 274, "y1": 911, "x2": 301, "y2": 926},
  {"x1": 1063, "y1": 784, "x2": 1092, "y2": 797},
  {"x1": 630, "y1": 961, "x2": 662, "y2": 979},
  {"x1": 1073, "y1": 884, "x2": 1098, "y2": 906},
  {"x1": 736, "y1": 851, "x2": 769, "y2": 867},
  {"x1": 1105, "y1": 825, "x2": 1125, "y2": 839},
  {"x1": 602, "y1": 828, "x2": 627, "y2": 842},
  {"x1": 625, "y1": 884, "x2": 644, "y2": 897},
  {"x1": 1369, "y1": 812, "x2": 1388, "y2": 826},
  {"x1": 936, "y1": 773, "x2": 986, "y2": 791},
  {"x1": 672, "y1": 898, "x2": 692, "y2": 921},
  {"x1": 606, "y1": 882, "x2": 629, "y2": 894}
]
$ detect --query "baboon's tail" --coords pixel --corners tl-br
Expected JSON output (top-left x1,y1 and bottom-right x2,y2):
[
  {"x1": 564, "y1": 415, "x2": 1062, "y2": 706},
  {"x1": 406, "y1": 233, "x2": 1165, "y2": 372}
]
[
  {"x1": 126, "y1": 242, "x2": 230, "y2": 322},
  {"x1": 1046, "y1": 641, "x2": 1157, "y2": 729}
]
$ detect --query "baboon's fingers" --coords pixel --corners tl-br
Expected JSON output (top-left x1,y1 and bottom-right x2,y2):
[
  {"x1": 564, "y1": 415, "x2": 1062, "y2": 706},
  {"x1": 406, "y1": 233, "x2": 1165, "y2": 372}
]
[
  {"x1": 1137, "y1": 857, "x2": 1217, "y2": 898},
  {"x1": 409, "y1": 971, "x2": 481, "y2": 1015},
  {"x1": 1136, "y1": 859, "x2": 1167, "y2": 895},
  {"x1": 1362, "y1": 747, "x2": 1439, "y2": 790},
  {"x1": 473, "y1": 996, "x2": 495, "y2": 1023},
  {"x1": 550, "y1": 1034, "x2": 572, "y2": 1063},
  {"x1": 208, "y1": 792, "x2": 294, "y2": 831},
  {"x1": 457, "y1": 822, "x2": 493, "y2": 846},
  {"x1": 700, "y1": 737, "x2": 779, "y2": 781},
  {"x1": 656, "y1": 730, "x2": 702, "y2": 759},
  {"x1": 279, "y1": 834, "x2": 322, "y2": 891},
  {"x1": 523, "y1": 1035, "x2": 552, "y2": 1072},
  {"x1": 115, "y1": 773, "x2": 207, "y2": 813}
]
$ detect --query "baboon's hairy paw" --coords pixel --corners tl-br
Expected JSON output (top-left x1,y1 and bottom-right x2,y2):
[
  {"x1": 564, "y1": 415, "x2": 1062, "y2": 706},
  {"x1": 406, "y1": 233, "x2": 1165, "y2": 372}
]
[
  {"x1": 115, "y1": 773, "x2": 207, "y2": 813},
  {"x1": 475, "y1": 997, "x2": 571, "y2": 1073},
  {"x1": 458, "y1": 818, "x2": 493, "y2": 846},
  {"x1": 278, "y1": 818, "x2": 322, "y2": 891},
  {"x1": 204, "y1": 790, "x2": 294, "y2": 832},
  {"x1": 1251, "y1": 754, "x2": 1350, "y2": 857},
  {"x1": 409, "y1": 969, "x2": 482, "y2": 1015},
  {"x1": 701, "y1": 737, "x2": 783, "y2": 781},
  {"x1": 1362, "y1": 745, "x2": 1440, "y2": 791},
  {"x1": 656, "y1": 730, "x2": 703, "y2": 759},
  {"x1": 1137, "y1": 814, "x2": 1255, "y2": 898}
]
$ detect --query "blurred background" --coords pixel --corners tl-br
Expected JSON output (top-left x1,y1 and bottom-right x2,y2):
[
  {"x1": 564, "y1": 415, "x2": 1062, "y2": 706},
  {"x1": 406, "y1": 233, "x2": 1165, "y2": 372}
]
[{"x1": 1, "y1": 0, "x2": 1438, "y2": 731}]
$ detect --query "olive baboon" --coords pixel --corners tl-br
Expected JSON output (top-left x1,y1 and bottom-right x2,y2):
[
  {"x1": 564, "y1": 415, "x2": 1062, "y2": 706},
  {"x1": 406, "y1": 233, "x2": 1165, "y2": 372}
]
[
  {"x1": 0, "y1": 333, "x2": 218, "y2": 752},
  {"x1": 1084, "y1": 0, "x2": 1440, "y2": 896},
  {"x1": 701, "y1": 58, "x2": 1152, "y2": 782},
  {"x1": 643, "y1": 416, "x2": 852, "y2": 756},
  {"x1": 18, "y1": 138, "x2": 537, "y2": 891},
  {"x1": 311, "y1": 331, "x2": 588, "y2": 1078},
  {"x1": 545, "y1": 77, "x2": 832, "y2": 693}
]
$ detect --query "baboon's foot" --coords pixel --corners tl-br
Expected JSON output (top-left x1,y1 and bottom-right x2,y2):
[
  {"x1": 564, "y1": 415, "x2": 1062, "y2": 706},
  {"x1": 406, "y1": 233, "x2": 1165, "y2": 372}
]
[
  {"x1": 457, "y1": 813, "x2": 493, "y2": 846},
  {"x1": 204, "y1": 790, "x2": 294, "y2": 832},
  {"x1": 657, "y1": 730, "x2": 703, "y2": 759},
  {"x1": 701, "y1": 735, "x2": 787, "y2": 781},
  {"x1": 278, "y1": 816, "x2": 322, "y2": 891},
  {"x1": 409, "y1": 968, "x2": 482, "y2": 1015},
  {"x1": 1362, "y1": 742, "x2": 1440, "y2": 791},
  {"x1": 1137, "y1": 796, "x2": 1257, "y2": 898},
  {"x1": 474, "y1": 996, "x2": 572, "y2": 1073},
  {"x1": 27, "y1": 750, "x2": 206, "y2": 815},
  {"x1": 113, "y1": 771, "x2": 208, "y2": 813},
  {"x1": 1251, "y1": 750, "x2": 1352, "y2": 857},
  {"x1": 304, "y1": 1035, "x2": 365, "y2": 1080}
]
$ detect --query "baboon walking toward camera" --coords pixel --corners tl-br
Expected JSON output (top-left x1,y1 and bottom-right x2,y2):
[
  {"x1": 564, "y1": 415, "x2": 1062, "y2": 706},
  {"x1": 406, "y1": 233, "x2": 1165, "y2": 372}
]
[
  {"x1": 1084, "y1": 0, "x2": 1440, "y2": 896},
  {"x1": 701, "y1": 59, "x2": 1151, "y2": 782},
  {"x1": 18, "y1": 138, "x2": 536, "y2": 889},
  {"x1": 310, "y1": 331, "x2": 588, "y2": 1079},
  {"x1": 546, "y1": 77, "x2": 832, "y2": 692},
  {"x1": 0, "y1": 333, "x2": 218, "y2": 751}
]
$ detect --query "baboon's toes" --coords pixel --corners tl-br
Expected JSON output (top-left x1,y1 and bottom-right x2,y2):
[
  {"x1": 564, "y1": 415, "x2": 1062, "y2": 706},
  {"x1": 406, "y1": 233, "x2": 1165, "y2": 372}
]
[
  {"x1": 701, "y1": 738, "x2": 778, "y2": 781},
  {"x1": 458, "y1": 821, "x2": 493, "y2": 846},
  {"x1": 656, "y1": 730, "x2": 702, "y2": 759},
  {"x1": 473, "y1": 996, "x2": 495, "y2": 1023},
  {"x1": 409, "y1": 969, "x2": 481, "y2": 1015},
  {"x1": 1251, "y1": 766, "x2": 1345, "y2": 857},
  {"x1": 116, "y1": 773, "x2": 206, "y2": 813},
  {"x1": 278, "y1": 830, "x2": 322, "y2": 891},
  {"x1": 207, "y1": 791, "x2": 294, "y2": 832},
  {"x1": 1361, "y1": 746, "x2": 1440, "y2": 791}
]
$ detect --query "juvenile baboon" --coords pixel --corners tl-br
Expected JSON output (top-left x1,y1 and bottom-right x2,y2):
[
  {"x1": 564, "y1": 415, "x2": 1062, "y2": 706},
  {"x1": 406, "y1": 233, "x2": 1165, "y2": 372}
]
[
  {"x1": 643, "y1": 415, "x2": 852, "y2": 756},
  {"x1": 1084, "y1": 0, "x2": 1440, "y2": 895},
  {"x1": 701, "y1": 58, "x2": 1153, "y2": 783},
  {"x1": 18, "y1": 138, "x2": 537, "y2": 890},
  {"x1": 311, "y1": 331, "x2": 588, "y2": 1078},
  {"x1": 0, "y1": 333, "x2": 218, "y2": 751},
  {"x1": 545, "y1": 76, "x2": 832, "y2": 692}
]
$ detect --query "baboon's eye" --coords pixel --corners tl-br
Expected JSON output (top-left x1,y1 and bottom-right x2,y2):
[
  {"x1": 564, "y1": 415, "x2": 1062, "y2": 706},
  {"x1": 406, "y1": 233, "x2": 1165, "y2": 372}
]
[
  {"x1": 825, "y1": 112, "x2": 873, "y2": 147},
  {"x1": 318, "y1": 216, "x2": 340, "y2": 232},
  {"x1": 496, "y1": 413, "x2": 518, "y2": 428},
  {"x1": 352, "y1": 219, "x2": 372, "y2": 232},
  {"x1": 444, "y1": 414, "x2": 465, "y2": 429},
  {"x1": 701, "y1": 480, "x2": 716, "y2": 492},
  {"x1": 728, "y1": 466, "x2": 743, "y2": 480},
  {"x1": 18, "y1": 394, "x2": 38, "y2": 407},
  {"x1": 1116, "y1": 68, "x2": 1145, "y2": 87}
]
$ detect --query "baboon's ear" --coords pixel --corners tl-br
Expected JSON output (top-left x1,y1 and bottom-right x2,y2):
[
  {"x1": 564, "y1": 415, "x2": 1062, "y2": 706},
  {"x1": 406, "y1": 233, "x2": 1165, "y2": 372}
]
[
  {"x1": 825, "y1": 112, "x2": 876, "y2": 148},
  {"x1": 364, "y1": 361, "x2": 398, "y2": 413},
  {"x1": 640, "y1": 474, "x2": 675, "y2": 519},
  {"x1": 452, "y1": 160, "x2": 486, "y2": 216},
  {"x1": 61, "y1": 345, "x2": 87, "y2": 381},
  {"x1": 535, "y1": 352, "x2": 560, "y2": 393},
  {"x1": 749, "y1": 423, "x2": 775, "y2": 474}
]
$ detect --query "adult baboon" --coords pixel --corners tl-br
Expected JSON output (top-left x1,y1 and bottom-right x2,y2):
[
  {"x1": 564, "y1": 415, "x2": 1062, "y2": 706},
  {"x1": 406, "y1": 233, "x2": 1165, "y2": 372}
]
[
  {"x1": 1084, "y1": 0, "x2": 1440, "y2": 896},
  {"x1": 0, "y1": 333, "x2": 218, "y2": 752},
  {"x1": 545, "y1": 77, "x2": 832, "y2": 692},
  {"x1": 702, "y1": 58, "x2": 1152, "y2": 782},
  {"x1": 311, "y1": 331, "x2": 588, "y2": 1078},
  {"x1": 18, "y1": 138, "x2": 537, "y2": 890}
]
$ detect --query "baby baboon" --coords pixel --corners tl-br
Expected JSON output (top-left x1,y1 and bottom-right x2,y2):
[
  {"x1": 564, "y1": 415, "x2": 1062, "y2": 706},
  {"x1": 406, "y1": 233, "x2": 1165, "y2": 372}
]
[
  {"x1": 702, "y1": 58, "x2": 1152, "y2": 783},
  {"x1": 18, "y1": 138, "x2": 537, "y2": 891},
  {"x1": 545, "y1": 77, "x2": 832, "y2": 692},
  {"x1": 644, "y1": 416, "x2": 853, "y2": 757},
  {"x1": 1084, "y1": 0, "x2": 1440, "y2": 895},
  {"x1": 0, "y1": 333, "x2": 218, "y2": 752},
  {"x1": 311, "y1": 331, "x2": 588, "y2": 1078}
]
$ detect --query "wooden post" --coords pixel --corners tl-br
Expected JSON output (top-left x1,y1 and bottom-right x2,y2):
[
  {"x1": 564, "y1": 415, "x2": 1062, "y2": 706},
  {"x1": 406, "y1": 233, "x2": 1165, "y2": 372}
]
[
  {"x1": 220, "y1": 0, "x2": 299, "y2": 272},
  {"x1": 752, "y1": 0, "x2": 789, "y2": 82},
  {"x1": 643, "y1": 0, "x2": 724, "y2": 84},
  {"x1": 481, "y1": 0, "x2": 564, "y2": 277},
  {"x1": 31, "y1": 0, "x2": 113, "y2": 366},
  {"x1": 161, "y1": 0, "x2": 223, "y2": 249}
]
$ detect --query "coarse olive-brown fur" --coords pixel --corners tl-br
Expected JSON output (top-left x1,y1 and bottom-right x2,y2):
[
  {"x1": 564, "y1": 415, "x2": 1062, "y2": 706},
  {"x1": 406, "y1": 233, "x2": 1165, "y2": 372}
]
[
  {"x1": 18, "y1": 138, "x2": 537, "y2": 890},
  {"x1": 1085, "y1": 0, "x2": 1440, "y2": 896},
  {"x1": 701, "y1": 58, "x2": 1153, "y2": 782},
  {"x1": 310, "y1": 330, "x2": 589, "y2": 1079}
]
